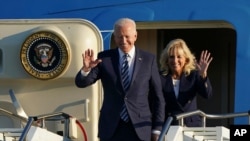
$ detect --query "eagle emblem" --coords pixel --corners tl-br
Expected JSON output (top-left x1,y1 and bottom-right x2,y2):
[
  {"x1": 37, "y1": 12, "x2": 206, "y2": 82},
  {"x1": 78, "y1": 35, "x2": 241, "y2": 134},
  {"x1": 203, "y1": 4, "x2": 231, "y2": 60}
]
[
  {"x1": 34, "y1": 43, "x2": 56, "y2": 67},
  {"x1": 20, "y1": 31, "x2": 69, "y2": 80}
]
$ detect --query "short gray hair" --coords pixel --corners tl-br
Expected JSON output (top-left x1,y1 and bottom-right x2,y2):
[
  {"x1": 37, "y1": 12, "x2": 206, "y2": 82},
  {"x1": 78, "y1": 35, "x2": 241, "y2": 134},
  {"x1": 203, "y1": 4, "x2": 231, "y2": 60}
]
[{"x1": 113, "y1": 18, "x2": 137, "y2": 35}]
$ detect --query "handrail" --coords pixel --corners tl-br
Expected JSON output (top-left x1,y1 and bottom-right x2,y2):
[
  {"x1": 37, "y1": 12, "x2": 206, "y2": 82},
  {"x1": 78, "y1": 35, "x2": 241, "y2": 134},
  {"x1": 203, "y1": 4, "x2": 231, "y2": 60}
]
[
  {"x1": 158, "y1": 109, "x2": 250, "y2": 141},
  {"x1": 19, "y1": 117, "x2": 34, "y2": 141},
  {"x1": 0, "y1": 107, "x2": 28, "y2": 122},
  {"x1": 19, "y1": 112, "x2": 71, "y2": 141},
  {"x1": 158, "y1": 116, "x2": 173, "y2": 141},
  {"x1": 175, "y1": 109, "x2": 250, "y2": 127},
  {"x1": 1, "y1": 108, "x2": 87, "y2": 141}
]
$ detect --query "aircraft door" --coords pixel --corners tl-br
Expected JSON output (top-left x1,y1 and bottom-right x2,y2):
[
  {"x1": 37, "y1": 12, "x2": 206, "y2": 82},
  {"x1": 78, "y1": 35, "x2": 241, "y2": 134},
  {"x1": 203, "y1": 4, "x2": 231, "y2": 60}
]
[{"x1": 0, "y1": 19, "x2": 103, "y2": 141}]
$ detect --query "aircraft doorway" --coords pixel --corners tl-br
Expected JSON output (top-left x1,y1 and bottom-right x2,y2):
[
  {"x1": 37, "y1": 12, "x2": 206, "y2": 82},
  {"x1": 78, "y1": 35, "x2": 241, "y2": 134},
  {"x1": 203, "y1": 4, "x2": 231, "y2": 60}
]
[{"x1": 110, "y1": 21, "x2": 236, "y2": 127}]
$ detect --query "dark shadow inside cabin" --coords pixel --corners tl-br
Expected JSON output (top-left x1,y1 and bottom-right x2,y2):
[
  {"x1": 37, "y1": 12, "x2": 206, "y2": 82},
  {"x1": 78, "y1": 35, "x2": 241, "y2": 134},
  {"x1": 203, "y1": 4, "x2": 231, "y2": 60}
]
[{"x1": 111, "y1": 21, "x2": 236, "y2": 128}]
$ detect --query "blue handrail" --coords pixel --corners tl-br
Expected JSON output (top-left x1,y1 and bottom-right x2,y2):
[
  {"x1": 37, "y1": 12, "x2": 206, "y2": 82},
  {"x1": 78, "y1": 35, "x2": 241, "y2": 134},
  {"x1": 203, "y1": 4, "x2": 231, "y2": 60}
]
[{"x1": 158, "y1": 116, "x2": 173, "y2": 141}]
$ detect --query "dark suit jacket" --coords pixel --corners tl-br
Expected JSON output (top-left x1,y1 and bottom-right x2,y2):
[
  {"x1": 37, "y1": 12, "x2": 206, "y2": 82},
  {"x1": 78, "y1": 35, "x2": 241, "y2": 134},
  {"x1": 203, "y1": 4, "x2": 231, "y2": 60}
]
[
  {"x1": 160, "y1": 70, "x2": 212, "y2": 127},
  {"x1": 75, "y1": 48, "x2": 165, "y2": 140}
]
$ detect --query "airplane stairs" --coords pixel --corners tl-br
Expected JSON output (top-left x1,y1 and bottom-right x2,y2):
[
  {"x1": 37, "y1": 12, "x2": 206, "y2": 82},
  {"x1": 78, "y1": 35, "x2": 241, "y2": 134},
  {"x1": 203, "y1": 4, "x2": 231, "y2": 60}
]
[
  {"x1": 0, "y1": 108, "x2": 71, "y2": 141},
  {"x1": 0, "y1": 126, "x2": 65, "y2": 141},
  {"x1": 0, "y1": 123, "x2": 230, "y2": 141},
  {"x1": 0, "y1": 113, "x2": 232, "y2": 141},
  {"x1": 159, "y1": 110, "x2": 250, "y2": 141},
  {"x1": 0, "y1": 89, "x2": 74, "y2": 141},
  {"x1": 0, "y1": 128, "x2": 23, "y2": 141},
  {"x1": 0, "y1": 89, "x2": 249, "y2": 141},
  {"x1": 165, "y1": 126, "x2": 229, "y2": 141},
  {"x1": 1, "y1": 109, "x2": 242, "y2": 141}
]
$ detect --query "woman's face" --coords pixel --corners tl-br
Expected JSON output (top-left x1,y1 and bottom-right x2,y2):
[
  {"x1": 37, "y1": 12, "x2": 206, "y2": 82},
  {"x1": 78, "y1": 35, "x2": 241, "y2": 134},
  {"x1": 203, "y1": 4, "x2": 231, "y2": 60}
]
[{"x1": 168, "y1": 48, "x2": 187, "y2": 74}]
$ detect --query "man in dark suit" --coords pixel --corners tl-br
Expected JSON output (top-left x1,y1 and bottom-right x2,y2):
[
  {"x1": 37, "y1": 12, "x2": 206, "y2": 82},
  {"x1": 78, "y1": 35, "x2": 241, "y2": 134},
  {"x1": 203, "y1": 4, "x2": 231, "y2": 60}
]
[{"x1": 75, "y1": 18, "x2": 165, "y2": 141}]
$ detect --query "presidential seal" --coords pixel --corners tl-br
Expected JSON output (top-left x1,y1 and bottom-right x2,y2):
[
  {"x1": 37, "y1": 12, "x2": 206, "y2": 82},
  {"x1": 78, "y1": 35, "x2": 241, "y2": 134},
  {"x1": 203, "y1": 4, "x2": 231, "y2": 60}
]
[{"x1": 20, "y1": 31, "x2": 69, "y2": 80}]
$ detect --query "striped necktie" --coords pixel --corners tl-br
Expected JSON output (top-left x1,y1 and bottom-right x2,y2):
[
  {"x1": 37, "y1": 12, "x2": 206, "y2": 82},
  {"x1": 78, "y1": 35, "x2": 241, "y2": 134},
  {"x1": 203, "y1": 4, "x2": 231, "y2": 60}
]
[
  {"x1": 121, "y1": 54, "x2": 130, "y2": 91},
  {"x1": 120, "y1": 54, "x2": 130, "y2": 122}
]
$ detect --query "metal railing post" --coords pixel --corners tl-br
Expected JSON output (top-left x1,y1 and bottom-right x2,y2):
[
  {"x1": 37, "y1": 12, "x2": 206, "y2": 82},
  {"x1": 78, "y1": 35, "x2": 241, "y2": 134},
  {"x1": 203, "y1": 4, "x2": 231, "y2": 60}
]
[
  {"x1": 202, "y1": 116, "x2": 206, "y2": 127},
  {"x1": 19, "y1": 117, "x2": 34, "y2": 141},
  {"x1": 158, "y1": 116, "x2": 173, "y2": 141}
]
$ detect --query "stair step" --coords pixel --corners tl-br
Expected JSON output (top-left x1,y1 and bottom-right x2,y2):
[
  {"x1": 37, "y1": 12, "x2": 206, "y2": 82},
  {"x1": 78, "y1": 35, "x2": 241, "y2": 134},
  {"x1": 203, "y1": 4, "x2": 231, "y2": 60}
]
[
  {"x1": 183, "y1": 127, "x2": 218, "y2": 131},
  {"x1": 3, "y1": 132, "x2": 22, "y2": 137},
  {"x1": 0, "y1": 128, "x2": 23, "y2": 133},
  {"x1": 0, "y1": 128, "x2": 23, "y2": 141},
  {"x1": 193, "y1": 131, "x2": 216, "y2": 136}
]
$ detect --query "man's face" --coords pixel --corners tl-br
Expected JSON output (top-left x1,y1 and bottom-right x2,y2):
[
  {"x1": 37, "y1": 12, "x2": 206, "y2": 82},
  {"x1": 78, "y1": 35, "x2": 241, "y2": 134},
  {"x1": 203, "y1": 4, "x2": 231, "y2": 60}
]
[{"x1": 114, "y1": 23, "x2": 137, "y2": 53}]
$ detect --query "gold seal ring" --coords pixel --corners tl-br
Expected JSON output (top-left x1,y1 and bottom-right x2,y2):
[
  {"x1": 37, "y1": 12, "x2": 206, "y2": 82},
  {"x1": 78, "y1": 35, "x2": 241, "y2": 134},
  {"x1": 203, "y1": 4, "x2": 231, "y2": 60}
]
[{"x1": 20, "y1": 31, "x2": 69, "y2": 80}]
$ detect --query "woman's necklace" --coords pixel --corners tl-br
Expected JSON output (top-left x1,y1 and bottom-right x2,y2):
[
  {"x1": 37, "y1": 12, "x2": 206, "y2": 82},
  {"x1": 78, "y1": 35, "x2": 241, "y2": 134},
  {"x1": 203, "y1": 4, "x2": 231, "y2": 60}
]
[{"x1": 172, "y1": 79, "x2": 180, "y2": 87}]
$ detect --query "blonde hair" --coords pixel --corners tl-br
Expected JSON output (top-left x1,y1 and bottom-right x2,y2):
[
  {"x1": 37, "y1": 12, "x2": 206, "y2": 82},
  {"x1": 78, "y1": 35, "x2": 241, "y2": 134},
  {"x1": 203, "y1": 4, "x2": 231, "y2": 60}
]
[{"x1": 159, "y1": 38, "x2": 196, "y2": 76}]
